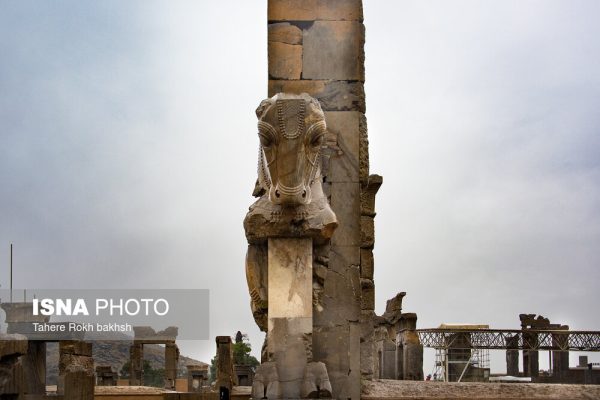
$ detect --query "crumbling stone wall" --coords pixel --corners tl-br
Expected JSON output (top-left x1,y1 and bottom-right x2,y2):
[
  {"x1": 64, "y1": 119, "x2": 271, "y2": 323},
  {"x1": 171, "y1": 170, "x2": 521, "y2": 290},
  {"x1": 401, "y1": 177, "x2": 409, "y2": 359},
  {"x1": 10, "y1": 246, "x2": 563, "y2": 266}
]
[
  {"x1": 267, "y1": 1, "x2": 379, "y2": 398},
  {"x1": 0, "y1": 334, "x2": 27, "y2": 398}
]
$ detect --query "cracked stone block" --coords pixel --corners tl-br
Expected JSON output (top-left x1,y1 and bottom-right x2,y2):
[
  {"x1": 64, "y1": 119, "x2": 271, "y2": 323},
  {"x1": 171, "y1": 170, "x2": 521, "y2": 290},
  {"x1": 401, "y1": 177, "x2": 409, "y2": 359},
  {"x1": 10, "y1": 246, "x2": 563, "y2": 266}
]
[
  {"x1": 361, "y1": 174, "x2": 383, "y2": 217},
  {"x1": 269, "y1": 80, "x2": 365, "y2": 112},
  {"x1": 268, "y1": 41, "x2": 302, "y2": 80},
  {"x1": 330, "y1": 182, "x2": 360, "y2": 247},
  {"x1": 269, "y1": 22, "x2": 303, "y2": 45},
  {"x1": 303, "y1": 21, "x2": 364, "y2": 81},
  {"x1": 268, "y1": 0, "x2": 363, "y2": 22}
]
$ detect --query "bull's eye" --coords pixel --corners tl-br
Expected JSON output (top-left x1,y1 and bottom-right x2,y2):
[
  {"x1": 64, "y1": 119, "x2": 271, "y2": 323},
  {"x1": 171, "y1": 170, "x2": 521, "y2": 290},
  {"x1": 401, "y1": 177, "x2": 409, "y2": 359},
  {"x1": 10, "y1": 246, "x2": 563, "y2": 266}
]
[
  {"x1": 259, "y1": 131, "x2": 275, "y2": 148},
  {"x1": 309, "y1": 131, "x2": 324, "y2": 148}
]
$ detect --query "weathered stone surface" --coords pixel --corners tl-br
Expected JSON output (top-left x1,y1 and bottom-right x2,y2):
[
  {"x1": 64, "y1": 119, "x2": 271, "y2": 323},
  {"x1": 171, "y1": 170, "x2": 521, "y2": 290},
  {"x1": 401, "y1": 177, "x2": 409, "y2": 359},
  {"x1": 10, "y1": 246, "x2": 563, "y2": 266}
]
[
  {"x1": 0, "y1": 334, "x2": 27, "y2": 358},
  {"x1": 58, "y1": 341, "x2": 94, "y2": 400},
  {"x1": 360, "y1": 310, "x2": 375, "y2": 378},
  {"x1": 325, "y1": 111, "x2": 360, "y2": 183},
  {"x1": 301, "y1": 361, "x2": 333, "y2": 398},
  {"x1": 63, "y1": 370, "x2": 94, "y2": 400},
  {"x1": 362, "y1": 379, "x2": 600, "y2": 399},
  {"x1": 215, "y1": 336, "x2": 235, "y2": 392},
  {"x1": 506, "y1": 336, "x2": 519, "y2": 376},
  {"x1": 253, "y1": 361, "x2": 281, "y2": 399},
  {"x1": 348, "y1": 322, "x2": 362, "y2": 400},
  {"x1": 360, "y1": 248, "x2": 374, "y2": 280},
  {"x1": 360, "y1": 215, "x2": 375, "y2": 249},
  {"x1": 361, "y1": 174, "x2": 382, "y2": 217},
  {"x1": 268, "y1": 41, "x2": 302, "y2": 80},
  {"x1": 360, "y1": 278, "x2": 375, "y2": 311},
  {"x1": 129, "y1": 343, "x2": 142, "y2": 385},
  {"x1": 268, "y1": 22, "x2": 303, "y2": 45},
  {"x1": 317, "y1": 259, "x2": 360, "y2": 326},
  {"x1": 403, "y1": 341, "x2": 424, "y2": 381},
  {"x1": 303, "y1": 21, "x2": 365, "y2": 81},
  {"x1": 313, "y1": 325, "x2": 351, "y2": 399},
  {"x1": 359, "y1": 112, "x2": 369, "y2": 183},
  {"x1": 268, "y1": 0, "x2": 363, "y2": 21},
  {"x1": 0, "y1": 333, "x2": 27, "y2": 395},
  {"x1": 269, "y1": 80, "x2": 366, "y2": 112},
  {"x1": 268, "y1": 238, "x2": 313, "y2": 321},
  {"x1": 330, "y1": 182, "x2": 360, "y2": 247},
  {"x1": 165, "y1": 343, "x2": 179, "y2": 390},
  {"x1": 382, "y1": 292, "x2": 406, "y2": 325}
]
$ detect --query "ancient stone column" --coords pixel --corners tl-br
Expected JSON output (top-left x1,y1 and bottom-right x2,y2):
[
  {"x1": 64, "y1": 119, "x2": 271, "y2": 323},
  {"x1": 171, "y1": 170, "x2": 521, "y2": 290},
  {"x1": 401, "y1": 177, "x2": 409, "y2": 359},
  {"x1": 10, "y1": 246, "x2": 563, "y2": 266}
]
[
  {"x1": 129, "y1": 342, "x2": 143, "y2": 385},
  {"x1": 265, "y1": 1, "x2": 376, "y2": 398},
  {"x1": 216, "y1": 336, "x2": 235, "y2": 399},
  {"x1": 58, "y1": 341, "x2": 94, "y2": 400},
  {"x1": 551, "y1": 328, "x2": 569, "y2": 381},
  {"x1": 245, "y1": 93, "x2": 338, "y2": 399},
  {"x1": 268, "y1": 238, "x2": 312, "y2": 397},
  {"x1": 398, "y1": 314, "x2": 424, "y2": 381},
  {"x1": 1, "y1": 302, "x2": 49, "y2": 394},
  {"x1": 505, "y1": 335, "x2": 519, "y2": 376},
  {"x1": 165, "y1": 342, "x2": 179, "y2": 389}
]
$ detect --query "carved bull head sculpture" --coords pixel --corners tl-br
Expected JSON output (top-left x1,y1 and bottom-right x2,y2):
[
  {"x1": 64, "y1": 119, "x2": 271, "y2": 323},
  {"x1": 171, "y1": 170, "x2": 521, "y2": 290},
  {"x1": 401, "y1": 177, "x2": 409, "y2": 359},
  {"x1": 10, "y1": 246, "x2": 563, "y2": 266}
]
[{"x1": 255, "y1": 93, "x2": 326, "y2": 206}]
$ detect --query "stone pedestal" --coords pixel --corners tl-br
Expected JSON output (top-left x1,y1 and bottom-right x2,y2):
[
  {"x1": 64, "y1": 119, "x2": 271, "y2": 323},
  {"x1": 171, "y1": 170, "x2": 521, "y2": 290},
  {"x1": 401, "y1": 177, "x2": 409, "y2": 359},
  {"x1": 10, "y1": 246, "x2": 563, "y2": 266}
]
[
  {"x1": 267, "y1": 238, "x2": 311, "y2": 398},
  {"x1": 252, "y1": 238, "x2": 332, "y2": 399}
]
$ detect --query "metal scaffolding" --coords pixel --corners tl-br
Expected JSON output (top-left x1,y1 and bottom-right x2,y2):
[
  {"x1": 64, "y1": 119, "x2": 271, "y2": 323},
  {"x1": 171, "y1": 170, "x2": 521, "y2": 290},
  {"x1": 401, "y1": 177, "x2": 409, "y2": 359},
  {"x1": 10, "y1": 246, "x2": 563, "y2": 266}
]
[{"x1": 418, "y1": 329, "x2": 600, "y2": 352}]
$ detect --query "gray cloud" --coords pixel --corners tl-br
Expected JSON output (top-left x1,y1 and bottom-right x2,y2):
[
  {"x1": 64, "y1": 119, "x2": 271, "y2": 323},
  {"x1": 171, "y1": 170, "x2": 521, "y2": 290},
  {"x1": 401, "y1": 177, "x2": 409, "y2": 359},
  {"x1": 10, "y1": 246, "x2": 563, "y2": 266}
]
[{"x1": 1, "y1": 1, "x2": 598, "y2": 371}]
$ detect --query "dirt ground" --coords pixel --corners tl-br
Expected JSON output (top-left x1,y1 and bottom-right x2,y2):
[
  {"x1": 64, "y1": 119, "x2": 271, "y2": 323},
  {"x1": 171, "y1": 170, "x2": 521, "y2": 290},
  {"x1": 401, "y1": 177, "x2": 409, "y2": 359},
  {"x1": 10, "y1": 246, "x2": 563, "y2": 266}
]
[{"x1": 362, "y1": 379, "x2": 600, "y2": 400}]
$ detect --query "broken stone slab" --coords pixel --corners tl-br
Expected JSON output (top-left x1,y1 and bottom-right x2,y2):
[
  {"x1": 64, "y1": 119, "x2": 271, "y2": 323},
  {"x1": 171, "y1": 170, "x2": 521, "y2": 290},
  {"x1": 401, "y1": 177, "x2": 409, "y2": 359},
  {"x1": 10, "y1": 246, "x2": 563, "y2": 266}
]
[
  {"x1": 382, "y1": 292, "x2": 406, "y2": 325},
  {"x1": 268, "y1": 0, "x2": 363, "y2": 22},
  {"x1": 268, "y1": 80, "x2": 365, "y2": 113},
  {"x1": 268, "y1": 22, "x2": 303, "y2": 45},
  {"x1": 303, "y1": 21, "x2": 365, "y2": 81},
  {"x1": 268, "y1": 41, "x2": 302, "y2": 80},
  {"x1": 360, "y1": 174, "x2": 383, "y2": 217}
]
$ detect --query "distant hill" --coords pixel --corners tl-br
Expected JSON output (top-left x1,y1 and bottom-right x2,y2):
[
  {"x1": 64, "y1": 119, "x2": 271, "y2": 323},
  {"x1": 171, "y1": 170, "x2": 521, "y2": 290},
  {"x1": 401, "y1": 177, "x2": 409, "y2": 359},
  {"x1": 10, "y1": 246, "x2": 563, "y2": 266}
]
[{"x1": 46, "y1": 334, "x2": 208, "y2": 384}]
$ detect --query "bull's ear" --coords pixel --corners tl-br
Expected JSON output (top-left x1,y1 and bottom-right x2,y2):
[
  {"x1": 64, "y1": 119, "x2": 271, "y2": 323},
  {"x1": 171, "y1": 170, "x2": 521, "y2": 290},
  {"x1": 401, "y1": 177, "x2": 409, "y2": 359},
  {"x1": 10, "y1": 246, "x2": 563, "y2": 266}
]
[{"x1": 255, "y1": 99, "x2": 271, "y2": 119}]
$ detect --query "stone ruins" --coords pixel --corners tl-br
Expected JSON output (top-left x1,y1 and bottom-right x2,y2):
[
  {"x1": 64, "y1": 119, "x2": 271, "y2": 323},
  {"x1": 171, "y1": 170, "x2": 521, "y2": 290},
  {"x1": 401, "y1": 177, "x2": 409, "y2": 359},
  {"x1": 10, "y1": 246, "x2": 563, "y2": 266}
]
[{"x1": 2, "y1": 2, "x2": 600, "y2": 400}]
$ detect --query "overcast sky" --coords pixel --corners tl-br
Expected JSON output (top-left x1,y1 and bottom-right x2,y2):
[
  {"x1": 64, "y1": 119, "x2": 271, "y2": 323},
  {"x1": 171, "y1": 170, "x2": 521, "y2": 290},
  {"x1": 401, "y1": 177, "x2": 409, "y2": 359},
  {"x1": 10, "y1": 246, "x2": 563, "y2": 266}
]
[{"x1": 1, "y1": 1, "x2": 599, "y2": 373}]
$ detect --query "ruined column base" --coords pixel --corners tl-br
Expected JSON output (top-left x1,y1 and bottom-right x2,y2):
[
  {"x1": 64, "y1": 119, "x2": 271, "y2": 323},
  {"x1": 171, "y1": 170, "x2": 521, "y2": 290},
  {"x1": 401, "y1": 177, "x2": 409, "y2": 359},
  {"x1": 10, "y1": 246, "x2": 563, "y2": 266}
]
[{"x1": 252, "y1": 361, "x2": 332, "y2": 400}]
